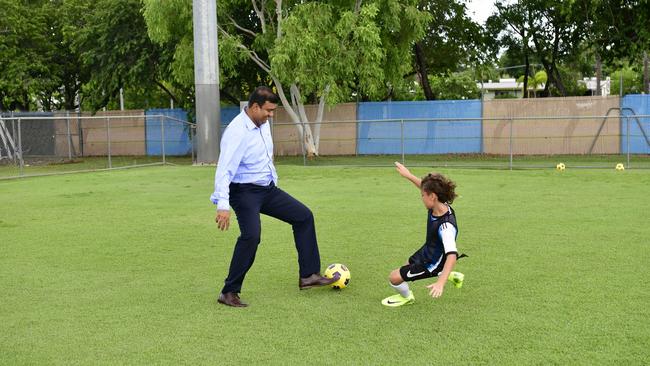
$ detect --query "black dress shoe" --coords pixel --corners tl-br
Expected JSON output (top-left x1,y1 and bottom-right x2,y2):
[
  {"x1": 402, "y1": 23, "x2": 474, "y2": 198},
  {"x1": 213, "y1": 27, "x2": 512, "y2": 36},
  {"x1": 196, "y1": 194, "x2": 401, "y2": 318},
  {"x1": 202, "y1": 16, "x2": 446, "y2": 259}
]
[
  {"x1": 217, "y1": 292, "x2": 248, "y2": 307},
  {"x1": 299, "y1": 273, "x2": 339, "y2": 290}
]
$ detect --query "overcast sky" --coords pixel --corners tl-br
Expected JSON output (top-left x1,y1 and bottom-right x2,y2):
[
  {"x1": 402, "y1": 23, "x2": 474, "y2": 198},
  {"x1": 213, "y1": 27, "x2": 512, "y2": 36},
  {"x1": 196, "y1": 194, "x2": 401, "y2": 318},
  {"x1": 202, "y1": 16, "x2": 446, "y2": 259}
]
[{"x1": 465, "y1": 0, "x2": 497, "y2": 25}]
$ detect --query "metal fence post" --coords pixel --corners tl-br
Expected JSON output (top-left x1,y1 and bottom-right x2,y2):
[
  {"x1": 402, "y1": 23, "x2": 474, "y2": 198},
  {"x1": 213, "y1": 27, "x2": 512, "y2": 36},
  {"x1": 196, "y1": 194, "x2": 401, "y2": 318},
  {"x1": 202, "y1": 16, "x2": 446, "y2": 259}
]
[
  {"x1": 300, "y1": 121, "x2": 306, "y2": 167},
  {"x1": 107, "y1": 116, "x2": 112, "y2": 169},
  {"x1": 190, "y1": 124, "x2": 195, "y2": 164},
  {"x1": 17, "y1": 118, "x2": 23, "y2": 176},
  {"x1": 11, "y1": 115, "x2": 17, "y2": 164},
  {"x1": 400, "y1": 119, "x2": 405, "y2": 164},
  {"x1": 66, "y1": 111, "x2": 72, "y2": 160},
  {"x1": 161, "y1": 116, "x2": 166, "y2": 165},
  {"x1": 355, "y1": 120, "x2": 359, "y2": 157},
  {"x1": 626, "y1": 115, "x2": 630, "y2": 168},
  {"x1": 509, "y1": 118, "x2": 514, "y2": 170}
]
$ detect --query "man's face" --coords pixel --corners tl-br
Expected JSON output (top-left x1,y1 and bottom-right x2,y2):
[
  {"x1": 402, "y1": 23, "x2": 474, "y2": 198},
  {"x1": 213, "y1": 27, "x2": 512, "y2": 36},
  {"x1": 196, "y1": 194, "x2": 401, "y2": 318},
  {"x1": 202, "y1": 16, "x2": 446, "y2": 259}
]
[{"x1": 250, "y1": 101, "x2": 277, "y2": 125}]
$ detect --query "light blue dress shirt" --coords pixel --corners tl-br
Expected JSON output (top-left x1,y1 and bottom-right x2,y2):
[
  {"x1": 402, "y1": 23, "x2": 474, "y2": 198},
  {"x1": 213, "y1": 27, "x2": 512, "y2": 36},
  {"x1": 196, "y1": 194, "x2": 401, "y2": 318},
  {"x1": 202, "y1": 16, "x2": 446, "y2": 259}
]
[{"x1": 210, "y1": 109, "x2": 278, "y2": 210}]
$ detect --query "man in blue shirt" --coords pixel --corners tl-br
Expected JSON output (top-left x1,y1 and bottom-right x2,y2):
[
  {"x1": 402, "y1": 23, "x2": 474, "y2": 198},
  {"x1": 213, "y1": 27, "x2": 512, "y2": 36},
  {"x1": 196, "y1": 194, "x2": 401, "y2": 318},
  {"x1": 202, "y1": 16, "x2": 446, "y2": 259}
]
[{"x1": 211, "y1": 86, "x2": 337, "y2": 307}]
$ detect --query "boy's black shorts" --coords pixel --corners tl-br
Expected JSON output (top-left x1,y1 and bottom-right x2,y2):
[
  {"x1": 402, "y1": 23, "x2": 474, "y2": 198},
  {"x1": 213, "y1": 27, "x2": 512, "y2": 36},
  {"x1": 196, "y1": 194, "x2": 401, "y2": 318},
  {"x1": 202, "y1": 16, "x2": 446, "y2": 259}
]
[{"x1": 399, "y1": 260, "x2": 440, "y2": 282}]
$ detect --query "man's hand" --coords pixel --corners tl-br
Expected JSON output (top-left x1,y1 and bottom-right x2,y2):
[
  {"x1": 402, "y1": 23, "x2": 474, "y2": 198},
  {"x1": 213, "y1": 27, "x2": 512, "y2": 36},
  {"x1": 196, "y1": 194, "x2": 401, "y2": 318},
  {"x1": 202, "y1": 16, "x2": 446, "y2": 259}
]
[
  {"x1": 426, "y1": 281, "x2": 445, "y2": 298},
  {"x1": 216, "y1": 210, "x2": 231, "y2": 231}
]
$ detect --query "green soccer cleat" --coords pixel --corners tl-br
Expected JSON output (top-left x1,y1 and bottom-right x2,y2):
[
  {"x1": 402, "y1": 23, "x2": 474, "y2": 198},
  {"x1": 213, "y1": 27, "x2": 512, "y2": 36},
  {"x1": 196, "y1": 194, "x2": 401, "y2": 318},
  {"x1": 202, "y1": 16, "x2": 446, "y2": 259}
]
[
  {"x1": 448, "y1": 271, "x2": 464, "y2": 288},
  {"x1": 381, "y1": 291, "x2": 415, "y2": 307}
]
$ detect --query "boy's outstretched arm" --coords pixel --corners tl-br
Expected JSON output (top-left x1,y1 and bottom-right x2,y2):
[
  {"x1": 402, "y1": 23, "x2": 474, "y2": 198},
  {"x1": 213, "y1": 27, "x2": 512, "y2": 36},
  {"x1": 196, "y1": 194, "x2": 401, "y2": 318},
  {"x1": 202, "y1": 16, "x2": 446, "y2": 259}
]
[
  {"x1": 426, "y1": 254, "x2": 457, "y2": 298},
  {"x1": 394, "y1": 161, "x2": 422, "y2": 189}
]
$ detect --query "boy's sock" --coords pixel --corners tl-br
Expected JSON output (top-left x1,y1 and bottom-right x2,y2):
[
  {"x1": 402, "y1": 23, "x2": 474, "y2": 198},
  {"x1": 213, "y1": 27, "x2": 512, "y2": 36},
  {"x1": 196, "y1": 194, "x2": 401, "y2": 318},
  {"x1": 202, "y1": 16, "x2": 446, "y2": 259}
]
[{"x1": 390, "y1": 282, "x2": 411, "y2": 298}]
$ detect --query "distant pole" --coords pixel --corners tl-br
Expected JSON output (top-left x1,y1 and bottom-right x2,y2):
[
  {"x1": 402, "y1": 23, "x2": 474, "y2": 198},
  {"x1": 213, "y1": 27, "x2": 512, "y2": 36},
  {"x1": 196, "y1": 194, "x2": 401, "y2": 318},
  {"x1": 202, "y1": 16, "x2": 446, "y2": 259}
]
[
  {"x1": 193, "y1": 0, "x2": 220, "y2": 164},
  {"x1": 119, "y1": 88, "x2": 124, "y2": 110},
  {"x1": 643, "y1": 51, "x2": 650, "y2": 94},
  {"x1": 619, "y1": 73, "x2": 623, "y2": 97},
  {"x1": 595, "y1": 53, "x2": 602, "y2": 96}
]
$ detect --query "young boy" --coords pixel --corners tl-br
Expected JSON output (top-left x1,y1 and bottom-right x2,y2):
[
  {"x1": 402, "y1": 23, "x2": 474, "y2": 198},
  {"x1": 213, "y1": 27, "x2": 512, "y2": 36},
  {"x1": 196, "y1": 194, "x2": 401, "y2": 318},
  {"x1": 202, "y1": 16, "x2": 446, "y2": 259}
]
[{"x1": 381, "y1": 162, "x2": 465, "y2": 307}]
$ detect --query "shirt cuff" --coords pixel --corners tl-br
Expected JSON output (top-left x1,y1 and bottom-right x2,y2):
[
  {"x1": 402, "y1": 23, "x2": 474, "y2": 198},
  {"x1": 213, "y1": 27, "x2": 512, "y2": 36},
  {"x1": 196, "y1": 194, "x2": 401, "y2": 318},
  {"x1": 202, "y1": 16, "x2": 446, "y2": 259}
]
[{"x1": 216, "y1": 200, "x2": 230, "y2": 211}]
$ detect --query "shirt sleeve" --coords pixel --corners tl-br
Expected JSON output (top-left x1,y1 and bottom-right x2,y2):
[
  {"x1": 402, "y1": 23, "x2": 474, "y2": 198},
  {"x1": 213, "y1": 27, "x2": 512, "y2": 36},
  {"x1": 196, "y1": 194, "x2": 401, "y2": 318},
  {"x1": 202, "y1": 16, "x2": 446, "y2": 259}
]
[
  {"x1": 210, "y1": 124, "x2": 247, "y2": 210},
  {"x1": 438, "y1": 222, "x2": 458, "y2": 255}
]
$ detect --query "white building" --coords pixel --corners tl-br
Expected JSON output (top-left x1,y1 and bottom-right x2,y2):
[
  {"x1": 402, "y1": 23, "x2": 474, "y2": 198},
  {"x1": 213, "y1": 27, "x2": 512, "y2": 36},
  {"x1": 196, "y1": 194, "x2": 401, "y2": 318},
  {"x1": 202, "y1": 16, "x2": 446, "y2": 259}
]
[
  {"x1": 477, "y1": 78, "x2": 545, "y2": 100},
  {"x1": 579, "y1": 77, "x2": 611, "y2": 96}
]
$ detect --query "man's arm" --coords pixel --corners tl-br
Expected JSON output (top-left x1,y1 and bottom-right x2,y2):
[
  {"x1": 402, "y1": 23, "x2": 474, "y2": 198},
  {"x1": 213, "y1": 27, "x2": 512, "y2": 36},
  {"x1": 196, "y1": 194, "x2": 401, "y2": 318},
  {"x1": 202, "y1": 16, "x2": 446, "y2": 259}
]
[
  {"x1": 212, "y1": 124, "x2": 246, "y2": 231},
  {"x1": 394, "y1": 161, "x2": 421, "y2": 189}
]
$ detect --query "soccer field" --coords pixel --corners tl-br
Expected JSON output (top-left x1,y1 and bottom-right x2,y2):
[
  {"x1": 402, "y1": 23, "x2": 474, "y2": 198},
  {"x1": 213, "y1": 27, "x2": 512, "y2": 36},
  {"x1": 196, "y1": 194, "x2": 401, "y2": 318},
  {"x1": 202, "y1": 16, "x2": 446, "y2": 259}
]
[{"x1": 1, "y1": 165, "x2": 649, "y2": 364}]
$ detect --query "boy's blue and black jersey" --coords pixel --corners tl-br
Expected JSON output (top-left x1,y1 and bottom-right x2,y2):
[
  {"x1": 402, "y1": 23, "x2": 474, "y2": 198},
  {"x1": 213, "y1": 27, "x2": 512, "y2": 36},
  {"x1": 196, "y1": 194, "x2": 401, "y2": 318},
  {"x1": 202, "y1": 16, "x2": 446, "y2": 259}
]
[{"x1": 408, "y1": 204, "x2": 459, "y2": 274}]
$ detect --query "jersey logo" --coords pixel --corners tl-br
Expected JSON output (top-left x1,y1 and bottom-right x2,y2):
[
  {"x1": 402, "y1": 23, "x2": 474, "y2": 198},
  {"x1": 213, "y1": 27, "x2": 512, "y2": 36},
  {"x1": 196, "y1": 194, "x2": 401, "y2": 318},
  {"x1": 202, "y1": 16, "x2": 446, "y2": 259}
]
[{"x1": 406, "y1": 270, "x2": 425, "y2": 278}]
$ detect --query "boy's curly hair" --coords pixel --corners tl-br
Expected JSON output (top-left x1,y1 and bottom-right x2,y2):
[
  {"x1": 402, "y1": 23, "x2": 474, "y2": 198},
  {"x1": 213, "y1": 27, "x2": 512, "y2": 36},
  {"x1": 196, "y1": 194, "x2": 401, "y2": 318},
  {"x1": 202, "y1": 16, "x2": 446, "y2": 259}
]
[{"x1": 421, "y1": 173, "x2": 457, "y2": 204}]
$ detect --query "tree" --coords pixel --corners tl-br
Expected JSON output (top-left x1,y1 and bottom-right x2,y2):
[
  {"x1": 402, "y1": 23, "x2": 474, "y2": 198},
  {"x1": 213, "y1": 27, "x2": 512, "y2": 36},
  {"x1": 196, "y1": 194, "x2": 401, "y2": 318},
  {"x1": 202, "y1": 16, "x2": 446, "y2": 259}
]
[
  {"x1": 71, "y1": 0, "x2": 183, "y2": 112},
  {"x1": 144, "y1": 0, "x2": 430, "y2": 156},
  {"x1": 488, "y1": 1, "x2": 533, "y2": 98},
  {"x1": 414, "y1": 0, "x2": 492, "y2": 100},
  {"x1": 517, "y1": 70, "x2": 547, "y2": 97},
  {"x1": 0, "y1": 0, "x2": 57, "y2": 111},
  {"x1": 429, "y1": 71, "x2": 480, "y2": 100},
  {"x1": 490, "y1": 0, "x2": 585, "y2": 97}
]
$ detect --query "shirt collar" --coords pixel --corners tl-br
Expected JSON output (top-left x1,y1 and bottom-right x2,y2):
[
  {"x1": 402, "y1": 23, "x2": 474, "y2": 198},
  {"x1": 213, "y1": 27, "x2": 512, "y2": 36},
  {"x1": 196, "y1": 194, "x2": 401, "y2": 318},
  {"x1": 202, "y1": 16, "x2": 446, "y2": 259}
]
[{"x1": 242, "y1": 107, "x2": 259, "y2": 130}]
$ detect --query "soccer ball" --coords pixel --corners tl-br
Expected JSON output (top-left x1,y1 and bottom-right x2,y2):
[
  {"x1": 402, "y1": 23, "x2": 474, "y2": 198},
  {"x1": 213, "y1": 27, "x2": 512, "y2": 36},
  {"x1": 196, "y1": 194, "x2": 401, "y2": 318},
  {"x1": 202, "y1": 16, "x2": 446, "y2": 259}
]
[
  {"x1": 556, "y1": 163, "x2": 566, "y2": 171},
  {"x1": 324, "y1": 263, "x2": 351, "y2": 289},
  {"x1": 615, "y1": 163, "x2": 625, "y2": 171}
]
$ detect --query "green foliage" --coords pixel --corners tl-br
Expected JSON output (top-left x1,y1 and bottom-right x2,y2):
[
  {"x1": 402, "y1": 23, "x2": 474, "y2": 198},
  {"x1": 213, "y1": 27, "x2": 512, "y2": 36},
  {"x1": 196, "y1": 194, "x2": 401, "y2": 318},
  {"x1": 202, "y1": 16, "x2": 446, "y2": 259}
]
[
  {"x1": 610, "y1": 65, "x2": 645, "y2": 96},
  {"x1": 551, "y1": 65, "x2": 588, "y2": 96},
  {"x1": 73, "y1": 0, "x2": 176, "y2": 111},
  {"x1": 429, "y1": 71, "x2": 480, "y2": 100},
  {"x1": 517, "y1": 70, "x2": 548, "y2": 97},
  {"x1": 0, "y1": 0, "x2": 59, "y2": 110},
  {"x1": 417, "y1": 0, "x2": 493, "y2": 72},
  {"x1": 271, "y1": 2, "x2": 386, "y2": 104}
]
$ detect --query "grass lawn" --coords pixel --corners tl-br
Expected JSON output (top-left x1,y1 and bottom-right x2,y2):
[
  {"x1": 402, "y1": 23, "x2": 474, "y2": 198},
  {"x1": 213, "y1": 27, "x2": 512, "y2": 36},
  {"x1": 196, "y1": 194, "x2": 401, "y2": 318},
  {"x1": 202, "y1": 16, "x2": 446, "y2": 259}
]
[{"x1": 1, "y1": 164, "x2": 649, "y2": 365}]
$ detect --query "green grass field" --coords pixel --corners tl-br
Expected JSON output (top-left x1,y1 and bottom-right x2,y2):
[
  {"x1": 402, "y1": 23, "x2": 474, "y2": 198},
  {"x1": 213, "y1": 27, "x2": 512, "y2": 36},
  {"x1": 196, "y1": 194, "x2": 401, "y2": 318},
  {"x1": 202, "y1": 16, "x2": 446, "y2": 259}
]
[{"x1": 1, "y1": 164, "x2": 649, "y2": 365}]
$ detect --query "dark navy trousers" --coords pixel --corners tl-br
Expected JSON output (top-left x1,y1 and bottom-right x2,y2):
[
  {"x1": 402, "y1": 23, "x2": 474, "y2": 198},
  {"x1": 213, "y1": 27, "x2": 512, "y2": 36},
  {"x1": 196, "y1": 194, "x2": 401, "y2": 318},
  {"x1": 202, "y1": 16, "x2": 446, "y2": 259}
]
[{"x1": 221, "y1": 182, "x2": 321, "y2": 294}]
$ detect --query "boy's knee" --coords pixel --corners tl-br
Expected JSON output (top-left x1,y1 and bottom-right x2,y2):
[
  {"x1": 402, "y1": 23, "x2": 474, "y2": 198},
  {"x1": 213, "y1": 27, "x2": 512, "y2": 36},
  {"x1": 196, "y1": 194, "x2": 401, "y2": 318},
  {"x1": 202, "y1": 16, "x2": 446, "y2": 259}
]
[{"x1": 388, "y1": 270, "x2": 403, "y2": 285}]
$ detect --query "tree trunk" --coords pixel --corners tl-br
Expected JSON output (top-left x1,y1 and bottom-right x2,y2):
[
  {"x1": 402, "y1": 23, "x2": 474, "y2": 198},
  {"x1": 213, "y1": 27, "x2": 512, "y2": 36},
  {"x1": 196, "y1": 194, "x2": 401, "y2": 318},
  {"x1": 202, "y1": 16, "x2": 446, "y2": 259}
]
[
  {"x1": 523, "y1": 51, "x2": 530, "y2": 99},
  {"x1": 552, "y1": 65, "x2": 567, "y2": 96},
  {"x1": 313, "y1": 85, "x2": 330, "y2": 153},
  {"x1": 414, "y1": 42, "x2": 435, "y2": 100},
  {"x1": 272, "y1": 79, "x2": 318, "y2": 156}
]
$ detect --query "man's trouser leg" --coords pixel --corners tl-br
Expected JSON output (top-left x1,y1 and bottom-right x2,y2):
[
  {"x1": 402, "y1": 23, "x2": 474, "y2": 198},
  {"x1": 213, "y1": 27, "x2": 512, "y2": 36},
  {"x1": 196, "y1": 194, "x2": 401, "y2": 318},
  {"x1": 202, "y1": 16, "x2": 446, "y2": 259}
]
[
  {"x1": 261, "y1": 185, "x2": 321, "y2": 278},
  {"x1": 221, "y1": 184, "x2": 263, "y2": 294}
]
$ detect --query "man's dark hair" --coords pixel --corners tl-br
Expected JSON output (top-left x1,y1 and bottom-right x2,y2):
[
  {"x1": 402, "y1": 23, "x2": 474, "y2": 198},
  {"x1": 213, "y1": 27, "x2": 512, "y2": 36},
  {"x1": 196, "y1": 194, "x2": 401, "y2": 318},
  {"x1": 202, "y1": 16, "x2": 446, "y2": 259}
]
[
  {"x1": 421, "y1": 173, "x2": 457, "y2": 204},
  {"x1": 248, "y1": 86, "x2": 279, "y2": 107}
]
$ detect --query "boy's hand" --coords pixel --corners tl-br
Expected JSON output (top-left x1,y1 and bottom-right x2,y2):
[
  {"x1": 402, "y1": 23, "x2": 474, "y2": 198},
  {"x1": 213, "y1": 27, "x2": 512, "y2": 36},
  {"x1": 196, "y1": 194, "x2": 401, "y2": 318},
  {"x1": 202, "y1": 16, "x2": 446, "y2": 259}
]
[
  {"x1": 394, "y1": 161, "x2": 410, "y2": 177},
  {"x1": 426, "y1": 281, "x2": 445, "y2": 298}
]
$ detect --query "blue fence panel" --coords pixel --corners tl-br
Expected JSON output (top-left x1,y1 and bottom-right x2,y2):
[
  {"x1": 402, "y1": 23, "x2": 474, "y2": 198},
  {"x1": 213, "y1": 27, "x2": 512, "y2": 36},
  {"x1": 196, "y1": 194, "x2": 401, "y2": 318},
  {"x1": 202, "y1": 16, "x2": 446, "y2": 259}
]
[
  {"x1": 220, "y1": 106, "x2": 241, "y2": 133},
  {"x1": 621, "y1": 95, "x2": 650, "y2": 154},
  {"x1": 357, "y1": 100, "x2": 482, "y2": 154},
  {"x1": 146, "y1": 109, "x2": 191, "y2": 156}
]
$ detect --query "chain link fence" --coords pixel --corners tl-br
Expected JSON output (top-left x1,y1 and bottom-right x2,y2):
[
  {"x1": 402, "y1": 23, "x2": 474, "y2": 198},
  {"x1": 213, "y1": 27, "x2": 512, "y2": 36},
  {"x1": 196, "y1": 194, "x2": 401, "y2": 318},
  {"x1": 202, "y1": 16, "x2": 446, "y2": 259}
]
[
  {"x1": 1, "y1": 111, "x2": 649, "y2": 179},
  {"x1": 0, "y1": 113, "x2": 195, "y2": 178},
  {"x1": 270, "y1": 113, "x2": 650, "y2": 169}
]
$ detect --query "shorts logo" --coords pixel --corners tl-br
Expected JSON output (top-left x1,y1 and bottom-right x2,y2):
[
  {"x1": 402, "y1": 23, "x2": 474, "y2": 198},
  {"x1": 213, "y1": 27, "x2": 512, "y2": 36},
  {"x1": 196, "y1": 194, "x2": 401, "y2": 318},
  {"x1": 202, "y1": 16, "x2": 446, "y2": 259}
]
[{"x1": 406, "y1": 270, "x2": 425, "y2": 278}]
